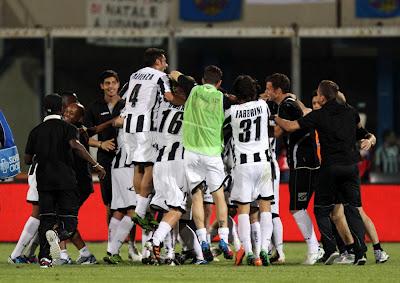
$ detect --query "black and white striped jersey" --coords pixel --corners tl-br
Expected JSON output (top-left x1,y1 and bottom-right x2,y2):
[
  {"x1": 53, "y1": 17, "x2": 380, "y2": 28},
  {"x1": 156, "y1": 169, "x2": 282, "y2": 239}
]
[
  {"x1": 112, "y1": 128, "x2": 133, "y2": 169},
  {"x1": 155, "y1": 101, "x2": 185, "y2": 162},
  {"x1": 122, "y1": 67, "x2": 171, "y2": 134},
  {"x1": 226, "y1": 99, "x2": 271, "y2": 166}
]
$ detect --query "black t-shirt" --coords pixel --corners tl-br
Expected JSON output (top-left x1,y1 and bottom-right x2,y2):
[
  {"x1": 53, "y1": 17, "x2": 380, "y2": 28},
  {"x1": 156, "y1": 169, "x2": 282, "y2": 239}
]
[
  {"x1": 25, "y1": 116, "x2": 78, "y2": 191},
  {"x1": 84, "y1": 97, "x2": 125, "y2": 164},
  {"x1": 298, "y1": 100, "x2": 360, "y2": 166},
  {"x1": 278, "y1": 96, "x2": 319, "y2": 169},
  {"x1": 73, "y1": 124, "x2": 93, "y2": 195}
]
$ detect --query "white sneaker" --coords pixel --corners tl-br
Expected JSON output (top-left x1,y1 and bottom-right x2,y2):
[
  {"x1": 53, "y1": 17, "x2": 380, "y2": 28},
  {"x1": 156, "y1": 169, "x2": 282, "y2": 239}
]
[
  {"x1": 128, "y1": 245, "x2": 143, "y2": 262},
  {"x1": 333, "y1": 252, "x2": 354, "y2": 265},
  {"x1": 374, "y1": 250, "x2": 389, "y2": 264},
  {"x1": 303, "y1": 247, "x2": 325, "y2": 265},
  {"x1": 45, "y1": 230, "x2": 61, "y2": 261}
]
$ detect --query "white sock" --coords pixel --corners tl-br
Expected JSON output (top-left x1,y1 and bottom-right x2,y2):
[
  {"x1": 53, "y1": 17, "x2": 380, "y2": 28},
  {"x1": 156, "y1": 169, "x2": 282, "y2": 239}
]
[
  {"x1": 152, "y1": 221, "x2": 172, "y2": 246},
  {"x1": 107, "y1": 217, "x2": 120, "y2": 253},
  {"x1": 60, "y1": 249, "x2": 69, "y2": 260},
  {"x1": 179, "y1": 224, "x2": 204, "y2": 260},
  {"x1": 196, "y1": 228, "x2": 207, "y2": 243},
  {"x1": 135, "y1": 195, "x2": 151, "y2": 218},
  {"x1": 23, "y1": 231, "x2": 40, "y2": 258},
  {"x1": 142, "y1": 230, "x2": 151, "y2": 258},
  {"x1": 260, "y1": 212, "x2": 273, "y2": 252},
  {"x1": 230, "y1": 218, "x2": 242, "y2": 252},
  {"x1": 79, "y1": 246, "x2": 91, "y2": 257},
  {"x1": 251, "y1": 222, "x2": 261, "y2": 257},
  {"x1": 218, "y1": 227, "x2": 229, "y2": 244},
  {"x1": 292, "y1": 210, "x2": 319, "y2": 254},
  {"x1": 109, "y1": 216, "x2": 134, "y2": 255},
  {"x1": 238, "y1": 214, "x2": 252, "y2": 255},
  {"x1": 11, "y1": 216, "x2": 40, "y2": 259},
  {"x1": 164, "y1": 230, "x2": 175, "y2": 259},
  {"x1": 206, "y1": 233, "x2": 211, "y2": 244},
  {"x1": 272, "y1": 217, "x2": 284, "y2": 256}
]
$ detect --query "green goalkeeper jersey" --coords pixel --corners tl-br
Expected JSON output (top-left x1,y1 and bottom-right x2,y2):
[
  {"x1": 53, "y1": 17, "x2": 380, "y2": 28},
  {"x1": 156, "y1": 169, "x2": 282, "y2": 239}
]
[{"x1": 183, "y1": 84, "x2": 224, "y2": 156}]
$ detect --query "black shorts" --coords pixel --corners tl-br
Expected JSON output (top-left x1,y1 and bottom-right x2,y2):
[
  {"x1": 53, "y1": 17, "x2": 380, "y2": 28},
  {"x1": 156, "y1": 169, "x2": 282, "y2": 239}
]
[
  {"x1": 289, "y1": 168, "x2": 318, "y2": 210},
  {"x1": 315, "y1": 164, "x2": 362, "y2": 207},
  {"x1": 38, "y1": 189, "x2": 79, "y2": 216}
]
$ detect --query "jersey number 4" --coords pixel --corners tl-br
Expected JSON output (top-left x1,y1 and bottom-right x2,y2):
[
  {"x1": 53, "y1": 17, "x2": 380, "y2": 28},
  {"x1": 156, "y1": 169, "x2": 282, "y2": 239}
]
[
  {"x1": 239, "y1": 117, "x2": 261, "y2": 142},
  {"x1": 129, "y1": 84, "x2": 142, "y2": 107}
]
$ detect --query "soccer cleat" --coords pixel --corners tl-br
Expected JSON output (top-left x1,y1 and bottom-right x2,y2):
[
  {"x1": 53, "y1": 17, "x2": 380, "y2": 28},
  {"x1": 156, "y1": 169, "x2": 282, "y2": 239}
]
[
  {"x1": 45, "y1": 230, "x2": 61, "y2": 261},
  {"x1": 132, "y1": 214, "x2": 152, "y2": 231},
  {"x1": 374, "y1": 250, "x2": 389, "y2": 264},
  {"x1": 164, "y1": 258, "x2": 179, "y2": 266},
  {"x1": 333, "y1": 252, "x2": 355, "y2": 265},
  {"x1": 354, "y1": 253, "x2": 367, "y2": 266},
  {"x1": 193, "y1": 259, "x2": 208, "y2": 265},
  {"x1": 254, "y1": 258, "x2": 263, "y2": 266},
  {"x1": 145, "y1": 212, "x2": 159, "y2": 229},
  {"x1": 201, "y1": 241, "x2": 214, "y2": 262},
  {"x1": 304, "y1": 247, "x2": 325, "y2": 265},
  {"x1": 246, "y1": 253, "x2": 256, "y2": 266},
  {"x1": 218, "y1": 239, "x2": 234, "y2": 259},
  {"x1": 176, "y1": 250, "x2": 197, "y2": 265},
  {"x1": 52, "y1": 257, "x2": 73, "y2": 266},
  {"x1": 259, "y1": 250, "x2": 270, "y2": 266},
  {"x1": 8, "y1": 256, "x2": 28, "y2": 264},
  {"x1": 76, "y1": 254, "x2": 98, "y2": 265},
  {"x1": 323, "y1": 251, "x2": 340, "y2": 265},
  {"x1": 103, "y1": 254, "x2": 123, "y2": 264},
  {"x1": 39, "y1": 257, "x2": 53, "y2": 268},
  {"x1": 234, "y1": 247, "x2": 245, "y2": 266},
  {"x1": 25, "y1": 256, "x2": 39, "y2": 264},
  {"x1": 128, "y1": 245, "x2": 143, "y2": 262},
  {"x1": 270, "y1": 251, "x2": 286, "y2": 265}
]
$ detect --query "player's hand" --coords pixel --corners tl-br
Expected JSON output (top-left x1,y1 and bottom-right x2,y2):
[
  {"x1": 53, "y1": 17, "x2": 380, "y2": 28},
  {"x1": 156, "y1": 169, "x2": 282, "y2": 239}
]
[
  {"x1": 94, "y1": 164, "x2": 106, "y2": 179},
  {"x1": 360, "y1": 139, "x2": 373, "y2": 151},
  {"x1": 113, "y1": 116, "x2": 125, "y2": 128},
  {"x1": 100, "y1": 139, "x2": 115, "y2": 152},
  {"x1": 169, "y1": 70, "x2": 182, "y2": 82}
]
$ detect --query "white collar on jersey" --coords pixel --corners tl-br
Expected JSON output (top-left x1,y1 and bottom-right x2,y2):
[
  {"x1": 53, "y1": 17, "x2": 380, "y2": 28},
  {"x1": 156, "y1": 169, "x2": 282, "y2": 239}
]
[{"x1": 43, "y1": 114, "x2": 62, "y2": 122}]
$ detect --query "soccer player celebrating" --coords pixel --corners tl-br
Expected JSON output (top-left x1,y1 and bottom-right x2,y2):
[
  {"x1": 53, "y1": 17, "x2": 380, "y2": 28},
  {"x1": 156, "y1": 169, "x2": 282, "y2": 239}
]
[
  {"x1": 225, "y1": 75, "x2": 274, "y2": 266},
  {"x1": 182, "y1": 65, "x2": 232, "y2": 262},
  {"x1": 114, "y1": 48, "x2": 180, "y2": 228}
]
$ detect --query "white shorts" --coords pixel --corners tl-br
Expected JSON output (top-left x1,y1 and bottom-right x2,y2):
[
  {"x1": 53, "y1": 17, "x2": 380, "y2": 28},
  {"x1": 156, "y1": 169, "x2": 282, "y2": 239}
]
[
  {"x1": 231, "y1": 162, "x2": 274, "y2": 204},
  {"x1": 271, "y1": 160, "x2": 280, "y2": 215},
  {"x1": 26, "y1": 164, "x2": 38, "y2": 202},
  {"x1": 111, "y1": 167, "x2": 137, "y2": 210},
  {"x1": 184, "y1": 151, "x2": 225, "y2": 194},
  {"x1": 125, "y1": 132, "x2": 158, "y2": 164},
  {"x1": 151, "y1": 160, "x2": 188, "y2": 212}
]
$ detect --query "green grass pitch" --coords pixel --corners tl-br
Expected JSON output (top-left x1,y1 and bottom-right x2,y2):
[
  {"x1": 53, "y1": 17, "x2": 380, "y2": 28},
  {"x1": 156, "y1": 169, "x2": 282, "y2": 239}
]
[{"x1": 1, "y1": 242, "x2": 399, "y2": 282}]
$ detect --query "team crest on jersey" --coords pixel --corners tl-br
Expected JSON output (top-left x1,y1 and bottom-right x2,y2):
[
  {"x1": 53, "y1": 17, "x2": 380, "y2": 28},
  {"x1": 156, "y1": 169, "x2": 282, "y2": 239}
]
[
  {"x1": 195, "y1": 0, "x2": 229, "y2": 16},
  {"x1": 298, "y1": 192, "x2": 308, "y2": 202}
]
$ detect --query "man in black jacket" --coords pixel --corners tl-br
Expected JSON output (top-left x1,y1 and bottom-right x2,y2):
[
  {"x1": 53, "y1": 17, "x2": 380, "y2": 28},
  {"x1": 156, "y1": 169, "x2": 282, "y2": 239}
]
[
  {"x1": 275, "y1": 80, "x2": 375, "y2": 265},
  {"x1": 25, "y1": 94, "x2": 105, "y2": 268}
]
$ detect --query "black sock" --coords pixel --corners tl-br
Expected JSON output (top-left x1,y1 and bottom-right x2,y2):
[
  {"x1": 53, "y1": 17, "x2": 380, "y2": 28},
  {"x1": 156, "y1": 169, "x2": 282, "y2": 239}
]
[
  {"x1": 346, "y1": 243, "x2": 355, "y2": 254},
  {"x1": 373, "y1": 243, "x2": 383, "y2": 251}
]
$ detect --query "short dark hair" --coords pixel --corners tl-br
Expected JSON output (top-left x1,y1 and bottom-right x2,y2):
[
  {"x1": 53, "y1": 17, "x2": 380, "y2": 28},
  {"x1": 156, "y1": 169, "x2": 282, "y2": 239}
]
[
  {"x1": 144, "y1": 48, "x2": 166, "y2": 67},
  {"x1": 318, "y1": 80, "x2": 339, "y2": 101},
  {"x1": 232, "y1": 75, "x2": 259, "y2": 102},
  {"x1": 44, "y1": 94, "x2": 62, "y2": 115},
  {"x1": 312, "y1": 89, "x2": 318, "y2": 97},
  {"x1": 99, "y1": 70, "x2": 119, "y2": 84},
  {"x1": 203, "y1": 65, "x2": 222, "y2": 85},
  {"x1": 266, "y1": 73, "x2": 290, "y2": 93}
]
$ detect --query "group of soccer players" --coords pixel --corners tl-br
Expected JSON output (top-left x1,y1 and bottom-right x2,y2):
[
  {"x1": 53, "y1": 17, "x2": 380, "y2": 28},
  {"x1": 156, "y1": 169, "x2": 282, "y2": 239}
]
[{"x1": 9, "y1": 47, "x2": 389, "y2": 268}]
